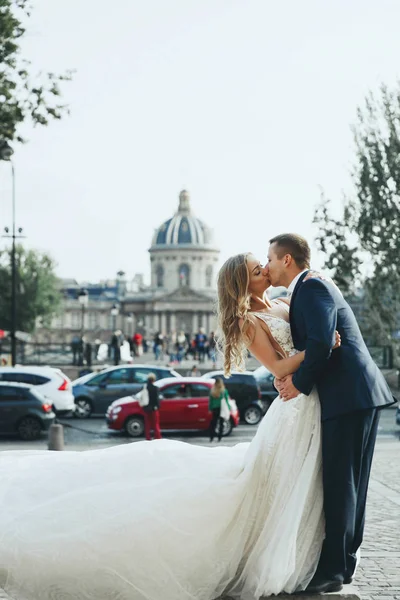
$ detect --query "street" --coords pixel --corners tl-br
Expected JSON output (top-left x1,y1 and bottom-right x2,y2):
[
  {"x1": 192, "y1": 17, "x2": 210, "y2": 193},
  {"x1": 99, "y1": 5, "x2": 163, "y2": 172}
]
[{"x1": 0, "y1": 403, "x2": 398, "y2": 452}]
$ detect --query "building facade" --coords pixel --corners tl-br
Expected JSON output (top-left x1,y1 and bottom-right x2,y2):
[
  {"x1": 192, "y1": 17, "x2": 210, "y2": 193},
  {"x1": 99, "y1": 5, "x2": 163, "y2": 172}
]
[{"x1": 36, "y1": 190, "x2": 220, "y2": 343}]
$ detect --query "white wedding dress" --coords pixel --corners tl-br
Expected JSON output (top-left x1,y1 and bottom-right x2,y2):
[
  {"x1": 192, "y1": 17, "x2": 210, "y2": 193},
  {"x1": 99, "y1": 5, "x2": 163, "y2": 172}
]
[{"x1": 0, "y1": 313, "x2": 324, "y2": 600}]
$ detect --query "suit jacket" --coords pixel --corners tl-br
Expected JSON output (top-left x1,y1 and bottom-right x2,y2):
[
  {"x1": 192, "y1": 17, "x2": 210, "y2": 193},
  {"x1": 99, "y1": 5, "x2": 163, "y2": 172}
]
[{"x1": 290, "y1": 271, "x2": 395, "y2": 421}]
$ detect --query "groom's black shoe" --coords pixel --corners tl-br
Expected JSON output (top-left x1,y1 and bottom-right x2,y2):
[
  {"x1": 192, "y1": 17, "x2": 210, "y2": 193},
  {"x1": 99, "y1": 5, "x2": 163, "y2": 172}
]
[
  {"x1": 344, "y1": 575, "x2": 353, "y2": 584},
  {"x1": 303, "y1": 578, "x2": 343, "y2": 594}
]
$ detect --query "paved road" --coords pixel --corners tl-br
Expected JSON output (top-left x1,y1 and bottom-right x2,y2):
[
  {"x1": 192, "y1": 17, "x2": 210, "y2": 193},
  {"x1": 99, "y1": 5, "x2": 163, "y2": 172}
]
[{"x1": 0, "y1": 403, "x2": 398, "y2": 452}]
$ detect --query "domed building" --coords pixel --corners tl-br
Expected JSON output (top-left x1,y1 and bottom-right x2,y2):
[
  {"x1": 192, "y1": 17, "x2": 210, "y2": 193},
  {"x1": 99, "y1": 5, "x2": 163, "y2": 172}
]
[
  {"x1": 34, "y1": 190, "x2": 220, "y2": 344},
  {"x1": 123, "y1": 190, "x2": 220, "y2": 336}
]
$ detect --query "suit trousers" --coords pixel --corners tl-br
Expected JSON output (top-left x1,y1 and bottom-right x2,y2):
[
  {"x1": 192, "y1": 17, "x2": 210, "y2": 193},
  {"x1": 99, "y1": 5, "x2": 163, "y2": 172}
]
[{"x1": 317, "y1": 407, "x2": 380, "y2": 582}]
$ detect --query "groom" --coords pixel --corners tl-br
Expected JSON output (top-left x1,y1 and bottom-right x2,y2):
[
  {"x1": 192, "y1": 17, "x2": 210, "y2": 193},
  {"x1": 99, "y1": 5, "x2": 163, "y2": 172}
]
[{"x1": 266, "y1": 233, "x2": 395, "y2": 594}]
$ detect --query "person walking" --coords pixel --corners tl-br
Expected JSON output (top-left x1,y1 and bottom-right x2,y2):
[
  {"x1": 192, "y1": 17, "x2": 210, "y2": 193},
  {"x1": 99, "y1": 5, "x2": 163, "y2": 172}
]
[
  {"x1": 143, "y1": 373, "x2": 162, "y2": 441},
  {"x1": 208, "y1": 377, "x2": 230, "y2": 443}
]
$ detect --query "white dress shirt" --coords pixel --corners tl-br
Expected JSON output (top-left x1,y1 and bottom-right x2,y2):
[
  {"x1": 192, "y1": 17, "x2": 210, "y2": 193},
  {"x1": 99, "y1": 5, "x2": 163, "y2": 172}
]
[{"x1": 287, "y1": 269, "x2": 309, "y2": 297}]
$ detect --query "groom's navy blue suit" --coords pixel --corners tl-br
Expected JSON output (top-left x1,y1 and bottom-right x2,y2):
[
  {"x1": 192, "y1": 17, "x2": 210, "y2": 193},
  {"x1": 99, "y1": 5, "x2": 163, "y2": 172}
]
[{"x1": 290, "y1": 271, "x2": 395, "y2": 583}]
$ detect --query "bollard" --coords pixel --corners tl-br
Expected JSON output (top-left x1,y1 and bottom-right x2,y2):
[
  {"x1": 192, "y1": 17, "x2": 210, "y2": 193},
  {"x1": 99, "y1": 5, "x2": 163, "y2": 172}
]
[{"x1": 48, "y1": 423, "x2": 65, "y2": 451}]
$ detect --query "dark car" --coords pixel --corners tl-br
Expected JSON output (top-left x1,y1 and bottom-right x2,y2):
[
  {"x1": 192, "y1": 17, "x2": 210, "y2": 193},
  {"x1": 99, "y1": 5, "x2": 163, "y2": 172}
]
[
  {"x1": 72, "y1": 365, "x2": 181, "y2": 418},
  {"x1": 253, "y1": 366, "x2": 279, "y2": 412},
  {"x1": 396, "y1": 403, "x2": 400, "y2": 426},
  {"x1": 201, "y1": 370, "x2": 263, "y2": 424},
  {"x1": 0, "y1": 382, "x2": 55, "y2": 440}
]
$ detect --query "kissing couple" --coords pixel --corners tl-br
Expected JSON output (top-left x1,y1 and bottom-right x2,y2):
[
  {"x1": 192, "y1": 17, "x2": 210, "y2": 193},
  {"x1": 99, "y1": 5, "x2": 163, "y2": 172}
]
[{"x1": 0, "y1": 234, "x2": 395, "y2": 600}]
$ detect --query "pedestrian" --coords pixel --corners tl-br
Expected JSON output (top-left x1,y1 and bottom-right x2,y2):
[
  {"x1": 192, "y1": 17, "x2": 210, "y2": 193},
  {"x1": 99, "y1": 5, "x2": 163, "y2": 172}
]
[
  {"x1": 70, "y1": 335, "x2": 80, "y2": 365},
  {"x1": 143, "y1": 373, "x2": 162, "y2": 441},
  {"x1": 208, "y1": 331, "x2": 217, "y2": 368},
  {"x1": 195, "y1": 328, "x2": 207, "y2": 362},
  {"x1": 85, "y1": 340, "x2": 92, "y2": 368},
  {"x1": 208, "y1": 377, "x2": 230, "y2": 442},
  {"x1": 175, "y1": 330, "x2": 187, "y2": 363},
  {"x1": 153, "y1": 332, "x2": 163, "y2": 361},
  {"x1": 110, "y1": 330, "x2": 123, "y2": 366},
  {"x1": 132, "y1": 332, "x2": 143, "y2": 357},
  {"x1": 187, "y1": 364, "x2": 199, "y2": 377}
]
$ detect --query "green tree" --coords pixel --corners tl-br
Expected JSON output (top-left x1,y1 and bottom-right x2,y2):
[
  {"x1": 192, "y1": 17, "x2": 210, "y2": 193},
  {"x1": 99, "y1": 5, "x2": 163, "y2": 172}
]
[
  {"x1": 314, "y1": 83, "x2": 400, "y2": 357},
  {"x1": 0, "y1": 246, "x2": 61, "y2": 333},
  {"x1": 0, "y1": 0, "x2": 72, "y2": 145}
]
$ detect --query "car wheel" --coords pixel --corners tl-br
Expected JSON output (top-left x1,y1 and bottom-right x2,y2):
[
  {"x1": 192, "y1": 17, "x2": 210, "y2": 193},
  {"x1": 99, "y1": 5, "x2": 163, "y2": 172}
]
[
  {"x1": 74, "y1": 398, "x2": 93, "y2": 419},
  {"x1": 17, "y1": 417, "x2": 42, "y2": 441},
  {"x1": 243, "y1": 405, "x2": 262, "y2": 425},
  {"x1": 219, "y1": 418, "x2": 233, "y2": 437},
  {"x1": 125, "y1": 416, "x2": 145, "y2": 438}
]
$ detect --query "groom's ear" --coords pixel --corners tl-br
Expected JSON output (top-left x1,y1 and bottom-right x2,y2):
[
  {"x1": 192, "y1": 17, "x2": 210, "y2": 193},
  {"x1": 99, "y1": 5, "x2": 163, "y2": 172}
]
[{"x1": 283, "y1": 253, "x2": 293, "y2": 267}]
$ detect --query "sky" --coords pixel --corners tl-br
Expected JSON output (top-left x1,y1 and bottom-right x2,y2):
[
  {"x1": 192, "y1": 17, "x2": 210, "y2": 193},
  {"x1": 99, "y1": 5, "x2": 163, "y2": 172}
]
[{"x1": 1, "y1": 0, "x2": 399, "y2": 283}]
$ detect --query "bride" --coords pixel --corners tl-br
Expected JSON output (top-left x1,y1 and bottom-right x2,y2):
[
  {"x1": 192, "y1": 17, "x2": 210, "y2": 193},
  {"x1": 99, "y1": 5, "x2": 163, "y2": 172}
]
[{"x1": 0, "y1": 253, "x2": 340, "y2": 600}]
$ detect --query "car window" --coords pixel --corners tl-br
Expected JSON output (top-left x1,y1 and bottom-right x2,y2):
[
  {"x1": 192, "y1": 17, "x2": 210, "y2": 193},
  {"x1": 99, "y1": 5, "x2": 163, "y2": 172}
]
[
  {"x1": 190, "y1": 384, "x2": 211, "y2": 398},
  {"x1": 133, "y1": 369, "x2": 157, "y2": 384},
  {"x1": 162, "y1": 384, "x2": 188, "y2": 399},
  {"x1": 0, "y1": 372, "x2": 50, "y2": 386},
  {"x1": 156, "y1": 369, "x2": 175, "y2": 381},
  {"x1": 33, "y1": 375, "x2": 51, "y2": 385},
  {"x1": 105, "y1": 369, "x2": 132, "y2": 385},
  {"x1": 0, "y1": 386, "x2": 26, "y2": 400},
  {"x1": 85, "y1": 372, "x2": 109, "y2": 387}
]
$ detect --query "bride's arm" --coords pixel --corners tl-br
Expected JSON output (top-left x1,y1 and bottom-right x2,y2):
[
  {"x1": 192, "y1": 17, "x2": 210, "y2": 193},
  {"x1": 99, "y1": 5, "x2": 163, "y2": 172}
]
[{"x1": 246, "y1": 319, "x2": 305, "y2": 379}]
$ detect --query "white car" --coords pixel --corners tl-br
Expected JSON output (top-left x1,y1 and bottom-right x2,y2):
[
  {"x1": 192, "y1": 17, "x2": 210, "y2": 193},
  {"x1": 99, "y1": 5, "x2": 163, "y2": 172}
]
[{"x1": 0, "y1": 366, "x2": 75, "y2": 415}]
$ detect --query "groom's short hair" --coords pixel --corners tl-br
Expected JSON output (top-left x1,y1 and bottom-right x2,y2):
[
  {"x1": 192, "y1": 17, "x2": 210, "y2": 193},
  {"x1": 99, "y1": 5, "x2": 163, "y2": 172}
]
[{"x1": 269, "y1": 233, "x2": 311, "y2": 269}]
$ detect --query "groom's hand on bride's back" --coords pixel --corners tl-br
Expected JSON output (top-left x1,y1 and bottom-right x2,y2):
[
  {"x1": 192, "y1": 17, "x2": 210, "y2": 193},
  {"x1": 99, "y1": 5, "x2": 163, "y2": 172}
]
[{"x1": 277, "y1": 375, "x2": 301, "y2": 401}]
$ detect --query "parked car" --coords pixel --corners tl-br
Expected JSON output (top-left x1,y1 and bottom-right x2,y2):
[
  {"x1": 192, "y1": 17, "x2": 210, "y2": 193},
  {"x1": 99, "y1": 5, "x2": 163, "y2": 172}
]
[
  {"x1": 0, "y1": 366, "x2": 74, "y2": 415},
  {"x1": 201, "y1": 370, "x2": 263, "y2": 424},
  {"x1": 106, "y1": 377, "x2": 240, "y2": 438},
  {"x1": 72, "y1": 365, "x2": 181, "y2": 418},
  {"x1": 0, "y1": 382, "x2": 55, "y2": 440},
  {"x1": 252, "y1": 366, "x2": 278, "y2": 412},
  {"x1": 396, "y1": 403, "x2": 400, "y2": 426}
]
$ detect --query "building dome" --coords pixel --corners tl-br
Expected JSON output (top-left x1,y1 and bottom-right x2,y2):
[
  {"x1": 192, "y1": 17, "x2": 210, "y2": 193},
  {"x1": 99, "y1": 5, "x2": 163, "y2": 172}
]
[{"x1": 151, "y1": 190, "x2": 214, "y2": 248}]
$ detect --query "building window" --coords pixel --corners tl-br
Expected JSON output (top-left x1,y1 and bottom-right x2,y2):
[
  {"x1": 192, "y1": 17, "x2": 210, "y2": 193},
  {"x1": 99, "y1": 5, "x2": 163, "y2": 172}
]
[
  {"x1": 71, "y1": 312, "x2": 80, "y2": 329},
  {"x1": 156, "y1": 264, "x2": 164, "y2": 288},
  {"x1": 89, "y1": 312, "x2": 98, "y2": 330},
  {"x1": 205, "y1": 265, "x2": 213, "y2": 287},
  {"x1": 178, "y1": 264, "x2": 190, "y2": 287}
]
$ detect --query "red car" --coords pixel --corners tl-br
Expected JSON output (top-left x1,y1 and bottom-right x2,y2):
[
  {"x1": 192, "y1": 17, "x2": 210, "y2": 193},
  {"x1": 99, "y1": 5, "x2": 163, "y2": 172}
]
[{"x1": 106, "y1": 377, "x2": 240, "y2": 438}]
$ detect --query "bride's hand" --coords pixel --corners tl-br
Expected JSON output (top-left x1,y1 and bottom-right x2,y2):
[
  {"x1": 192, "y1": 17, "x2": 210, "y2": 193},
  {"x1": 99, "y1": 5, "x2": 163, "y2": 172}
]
[{"x1": 333, "y1": 330, "x2": 341, "y2": 350}]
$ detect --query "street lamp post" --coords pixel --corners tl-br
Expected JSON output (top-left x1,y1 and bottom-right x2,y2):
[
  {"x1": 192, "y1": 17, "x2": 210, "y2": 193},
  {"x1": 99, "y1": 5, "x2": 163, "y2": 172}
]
[
  {"x1": 77, "y1": 289, "x2": 89, "y2": 367},
  {"x1": 1, "y1": 142, "x2": 24, "y2": 367},
  {"x1": 78, "y1": 289, "x2": 89, "y2": 336}
]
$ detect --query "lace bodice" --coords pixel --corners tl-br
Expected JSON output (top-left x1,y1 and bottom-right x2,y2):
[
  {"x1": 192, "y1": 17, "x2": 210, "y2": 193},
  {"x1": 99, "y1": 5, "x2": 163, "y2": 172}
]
[{"x1": 252, "y1": 312, "x2": 298, "y2": 357}]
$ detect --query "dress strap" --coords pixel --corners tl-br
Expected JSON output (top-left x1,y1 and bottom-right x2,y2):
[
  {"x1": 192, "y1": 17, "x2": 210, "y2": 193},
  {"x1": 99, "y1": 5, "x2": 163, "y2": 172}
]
[{"x1": 251, "y1": 313, "x2": 287, "y2": 359}]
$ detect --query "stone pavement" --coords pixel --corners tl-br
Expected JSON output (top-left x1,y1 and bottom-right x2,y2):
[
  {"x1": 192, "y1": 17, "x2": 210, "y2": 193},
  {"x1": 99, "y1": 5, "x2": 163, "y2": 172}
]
[{"x1": 354, "y1": 439, "x2": 400, "y2": 600}]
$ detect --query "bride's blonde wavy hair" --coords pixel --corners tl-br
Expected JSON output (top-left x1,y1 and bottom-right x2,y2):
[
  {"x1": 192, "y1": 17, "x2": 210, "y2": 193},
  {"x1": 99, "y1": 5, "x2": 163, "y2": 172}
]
[{"x1": 216, "y1": 253, "x2": 254, "y2": 377}]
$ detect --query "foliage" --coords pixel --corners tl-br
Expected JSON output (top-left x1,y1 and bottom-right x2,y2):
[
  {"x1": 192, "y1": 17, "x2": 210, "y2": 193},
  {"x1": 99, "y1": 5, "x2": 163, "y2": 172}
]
[
  {"x1": 0, "y1": 0, "x2": 72, "y2": 145},
  {"x1": 314, "y1": 84, "x2": 400, "y2": 356},
  {"x1": 0, "y1": 245, "x2": 61, "y2": 333}
]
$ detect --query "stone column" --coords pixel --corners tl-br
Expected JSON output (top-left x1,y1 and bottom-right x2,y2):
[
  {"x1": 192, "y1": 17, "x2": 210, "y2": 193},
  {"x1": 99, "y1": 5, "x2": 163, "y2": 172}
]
[
  {"x1": 161, "y1": 312, "x2": 167, "y2": 334},
  {"x1": 144, "y1": 314, "x2": 151, "y2": 337},
  {"x1": 170, "y1": 313, "x2": 177, "y2": 332},
  {"x1": 192, "y1": 312, "x2": 198, "y2": 334}
]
